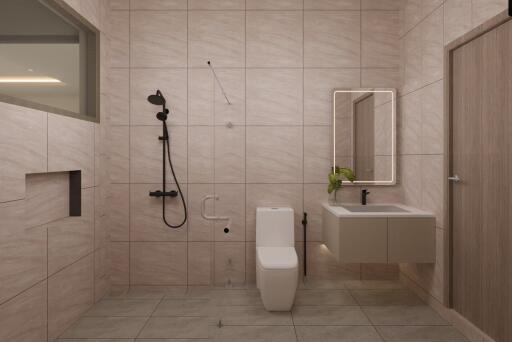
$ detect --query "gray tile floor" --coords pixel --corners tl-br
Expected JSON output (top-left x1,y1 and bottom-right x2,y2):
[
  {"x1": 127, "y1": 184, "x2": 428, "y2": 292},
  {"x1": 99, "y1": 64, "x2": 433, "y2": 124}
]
[{"x1": 57, "y1": 280, "x2": 469, "y2": 342}]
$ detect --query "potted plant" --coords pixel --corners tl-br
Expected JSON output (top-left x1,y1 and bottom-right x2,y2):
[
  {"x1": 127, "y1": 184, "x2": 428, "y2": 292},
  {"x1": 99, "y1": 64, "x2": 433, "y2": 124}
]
[{"x1": 328, "y1": 167, "x2": 356, "y2": 205}]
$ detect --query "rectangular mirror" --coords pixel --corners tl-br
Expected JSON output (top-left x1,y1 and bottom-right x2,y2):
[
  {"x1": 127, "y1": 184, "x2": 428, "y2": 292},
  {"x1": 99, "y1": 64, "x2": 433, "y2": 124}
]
[{"x1": 333, "y1": 89, "x2": 396, "y2": 185}]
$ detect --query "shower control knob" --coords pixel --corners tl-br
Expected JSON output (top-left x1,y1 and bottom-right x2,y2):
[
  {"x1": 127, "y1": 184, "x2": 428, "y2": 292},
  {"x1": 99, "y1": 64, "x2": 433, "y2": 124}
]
[{"x1": 224, "y1": 227, "x2": 230, "y2": 234}]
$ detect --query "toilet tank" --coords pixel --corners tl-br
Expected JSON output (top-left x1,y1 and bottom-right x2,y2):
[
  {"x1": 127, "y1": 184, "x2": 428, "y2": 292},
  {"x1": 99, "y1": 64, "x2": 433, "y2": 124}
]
[{"x1": 256, "y1": 207, "x2": 294, "y2": 247}]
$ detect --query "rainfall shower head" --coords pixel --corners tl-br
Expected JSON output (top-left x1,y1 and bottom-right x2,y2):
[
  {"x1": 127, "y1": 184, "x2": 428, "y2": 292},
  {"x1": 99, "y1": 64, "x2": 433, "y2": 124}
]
[
  {"x1": 147, "y1": 90, "x2": 166, "y2": 106},
  {"x1": 148, "y1": 90, "x2": 169, "y2": 121}
]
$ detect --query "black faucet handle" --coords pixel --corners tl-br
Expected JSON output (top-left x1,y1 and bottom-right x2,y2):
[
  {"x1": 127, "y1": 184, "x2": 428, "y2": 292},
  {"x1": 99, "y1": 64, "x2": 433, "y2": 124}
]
[{"x1": 361, "y1": 189, "x2": 370, "y2": 205}]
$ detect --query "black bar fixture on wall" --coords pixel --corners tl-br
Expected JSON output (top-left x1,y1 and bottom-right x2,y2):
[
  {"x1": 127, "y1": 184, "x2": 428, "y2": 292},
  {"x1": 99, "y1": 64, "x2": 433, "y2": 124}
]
[
  {"x1": 147, "y1": 90, "x2": 188, "y2": 229},
  {"x1": 509, "y1": 0, "x2": 511, "y2": 16}
]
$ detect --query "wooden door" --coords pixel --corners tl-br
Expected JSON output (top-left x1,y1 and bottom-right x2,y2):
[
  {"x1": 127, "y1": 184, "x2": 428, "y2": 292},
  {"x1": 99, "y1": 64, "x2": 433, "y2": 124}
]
[
  {"x1": 451, "y1": 19, "x2": 512, "y2": 342},
  {"x1": 354, "y1": 94, "x2": 375, "y2": 180}
]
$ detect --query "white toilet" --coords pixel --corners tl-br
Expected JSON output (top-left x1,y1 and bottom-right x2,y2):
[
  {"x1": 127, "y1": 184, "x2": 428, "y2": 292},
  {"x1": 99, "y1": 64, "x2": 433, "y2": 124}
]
[{"x1": 256, "y1": 207, "x2": 298, "y2": 311}]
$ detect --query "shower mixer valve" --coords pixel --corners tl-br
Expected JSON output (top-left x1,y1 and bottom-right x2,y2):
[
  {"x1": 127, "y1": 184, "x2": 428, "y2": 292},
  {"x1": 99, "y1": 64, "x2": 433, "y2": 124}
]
[{"x1": 149, "y1": 190, "x2": 178, "y2": 198}]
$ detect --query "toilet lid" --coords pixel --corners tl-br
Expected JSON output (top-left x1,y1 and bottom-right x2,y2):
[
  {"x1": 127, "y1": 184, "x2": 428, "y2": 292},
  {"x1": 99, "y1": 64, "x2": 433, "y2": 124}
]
[{"x1": 257, "y1": 247, "x2": 298, "y2": 269}]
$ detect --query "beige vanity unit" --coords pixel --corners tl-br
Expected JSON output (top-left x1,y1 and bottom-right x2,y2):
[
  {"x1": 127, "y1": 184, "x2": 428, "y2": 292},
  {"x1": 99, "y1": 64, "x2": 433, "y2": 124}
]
[{"x1": 322, "y1": 203, "x2": 436, "y2": 264}]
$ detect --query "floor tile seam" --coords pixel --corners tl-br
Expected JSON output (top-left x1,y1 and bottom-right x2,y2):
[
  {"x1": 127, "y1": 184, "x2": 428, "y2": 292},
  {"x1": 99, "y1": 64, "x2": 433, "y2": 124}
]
[{"x1": 135, "y1": 296, "x2": 166, "y2": 338}]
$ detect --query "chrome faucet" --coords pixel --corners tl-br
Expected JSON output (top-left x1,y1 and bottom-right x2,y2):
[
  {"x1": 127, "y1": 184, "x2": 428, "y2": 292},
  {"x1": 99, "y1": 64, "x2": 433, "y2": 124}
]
[{"x1": 361, "y1": 189, "x2": 370, "y2": 205}]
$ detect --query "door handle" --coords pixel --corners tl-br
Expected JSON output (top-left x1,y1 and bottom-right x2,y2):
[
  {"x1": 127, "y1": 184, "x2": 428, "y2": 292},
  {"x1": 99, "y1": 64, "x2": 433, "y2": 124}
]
[{"x1": 448, "y1": 175, "x2": 461, "y2": 182}]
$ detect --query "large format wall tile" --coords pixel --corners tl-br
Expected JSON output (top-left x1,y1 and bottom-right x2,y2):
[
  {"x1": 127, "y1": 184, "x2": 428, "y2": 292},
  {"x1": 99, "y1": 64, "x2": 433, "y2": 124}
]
[
  {"x1": 108, "y1": 184, "x2": 130, "y2": 241},
  {"x1": 214, "y1": 68, "x2": 245, "y2": 125},
  {"x1": 214, "y1": 125, "x2": 245, "y2": 183},
  {"x1": 188, "y1": 67, "x2": 246, "y2": 126},
  {"x1": 110, "y1": 242, "x2": 130, "y2": 285},
  {"x1": 362, "y1": 68, "x2": 400, "y2": 88},
  {"x1": 110, "y1": 10, "x2": 129, "y2": 67},
  {"x1": 48, "y1": 114, "x2": 95, "y2": 188},
  {"x1": 304, "y1": 126, "x2": 332, "y2": 184},
  {"x1": 303, "y1": 184, "x2": 329, "y2": 242},
  {"x1": 0, "y1": 102, "x2": 47, "y2": 202},
  {"x1": 471, "y1": 0, "x2": 508, "y2": 27},
  {"x1": 48, "y1": 255, "x2": 94, "y2": 342},
  {"x1": 362, "y1": 11, "x2": 400, "y2": 68},
  {"x1": 401, "y1": 27, "x2": 422, "y2": 94},
  {"x1": 131, "y1": 68, "x2": 187, "y2": 126},
  {"x1": 398, "y1": 91, "x2": 422, "y2": 155},
  {"x1": 109, "y1": 125, "x2": 130, "y2": 183},
  {"x1": 130, "y1": 11, "x2": 187, "y2": 67},
  {"x1": 246, "y1": 69, "x2": 303, "y2": 125},
  {"x1": 421, "y1": 80, "x2": 443, "y2": 155},
  {"x1": 421, "y1": 155, "x2": 444, "y2": 228},
  {"x1": 189, "y1": 11, "x2": 245, "y2": 68},
  {"x1": 47, "y1": 188, "x2": 94, "y2": 275},
  {"x1": 130, "y1": 242, "x2": 187, "y2": 285},
  {"x1": 214, "y1": 242, "x2": 245, "y2": 286},
  {"x1": 246, "y1": 126, "x2": 303, "y2": 183},
  {"x1": 130, "y1": 125, "x2": 187, "y2": 184},
  {"x1": 109, "y1": 68, "x2": 130, "y2": 125},
  {"x1": 0, "y1": 200, "x2": 47, "y2": 304},
  {"x1": 246, "y1": 11, "x2": 303, "y2": 67},
  {"x1": 188, "y1": 242, "x2": 212, "y2": 285},
  {"x1": 444, "y1": 0, "x2": 471, "y2": 44},
  {"x1": 187, "y1": 184, "x2": 214, "y2": 241},
  {"x1": 304, "y1": 11, "x2": 360, "y2": 67},
  {"x1": 188, "y1": 126, "x2": 214, "y2": 183},
  {"x1": 25, "y1": 172, "x2": 69, "y2": 228},
  {"x1": 130, "y1": 183, "x2": 188, "y2": 241},
  {"x1": 110, "y1": 0, "x2": 130, "y2": 9},
  {"x1": 94, "y1": 247, "x2": 110, "y2": 302},
  {"x1": 214, "y1": 184, "x2": 245, "y2": 241},
  {"x1": 0, "y1": 282, "x2": 47, "y2": 342},
  {"x1": 421, "y1": 7, "x2": 444, "y2": 85},
  {"x1": 400, "y1": 155, "x2": 422, "y2": 209},
  {"x1": 188, "y1": 68, "x2": 214, "y2": 125},
  {"x1": 304, "y1": 68, "x2": 360, "y2": 126}
]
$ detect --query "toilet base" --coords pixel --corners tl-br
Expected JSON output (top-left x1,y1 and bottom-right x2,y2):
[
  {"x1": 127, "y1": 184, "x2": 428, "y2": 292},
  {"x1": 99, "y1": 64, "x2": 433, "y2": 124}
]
[{"x1": 256, "y1": 261, "x2": 298, "y2": 311}]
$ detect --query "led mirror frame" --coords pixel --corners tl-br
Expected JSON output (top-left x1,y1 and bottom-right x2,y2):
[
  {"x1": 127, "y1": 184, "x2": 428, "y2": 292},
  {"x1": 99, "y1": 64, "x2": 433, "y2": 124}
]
[{"x1": 332, "y1": 88, "x2": 397, "y2": 186}]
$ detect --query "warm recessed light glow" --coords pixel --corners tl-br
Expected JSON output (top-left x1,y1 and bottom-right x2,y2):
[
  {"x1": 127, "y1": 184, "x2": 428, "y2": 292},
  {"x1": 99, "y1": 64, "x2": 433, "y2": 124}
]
[{"x1": 0, "y1": 77, "x2": 62, "y2": 84}]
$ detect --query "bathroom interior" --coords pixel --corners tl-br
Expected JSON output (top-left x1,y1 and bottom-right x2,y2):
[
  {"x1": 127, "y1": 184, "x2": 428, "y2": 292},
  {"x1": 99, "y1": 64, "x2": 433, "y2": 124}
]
[{"x1": 1, "y1": 0, "x2": 511, "y2": 341}]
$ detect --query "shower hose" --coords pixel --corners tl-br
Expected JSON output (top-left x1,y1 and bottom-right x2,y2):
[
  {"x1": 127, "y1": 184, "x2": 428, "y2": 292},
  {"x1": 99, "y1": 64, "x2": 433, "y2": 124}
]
[{"x1": 161, "y1": 121, "x2": 187, "y2": 228}]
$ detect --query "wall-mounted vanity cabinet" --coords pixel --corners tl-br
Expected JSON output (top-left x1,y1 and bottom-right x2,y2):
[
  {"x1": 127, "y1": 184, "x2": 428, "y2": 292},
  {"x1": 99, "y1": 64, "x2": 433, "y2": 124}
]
[{"x1": 322, "y1": 203, "x2": 436, "y2": 264}]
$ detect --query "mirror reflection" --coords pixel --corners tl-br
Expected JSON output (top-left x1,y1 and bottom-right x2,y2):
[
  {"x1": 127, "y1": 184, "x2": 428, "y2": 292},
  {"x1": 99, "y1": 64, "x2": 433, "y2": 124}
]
[{"x1": 333, "y1": 89, "x2": 396, "y2": 185}]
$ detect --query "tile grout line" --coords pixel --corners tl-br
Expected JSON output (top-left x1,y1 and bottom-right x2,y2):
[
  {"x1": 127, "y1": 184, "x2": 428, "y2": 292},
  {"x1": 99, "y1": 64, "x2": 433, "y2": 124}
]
[
  {"x1": 186, "y1": 0, "x2": 190, "y2": 289},
  {"x1": 134, "y1": 295, "x2": 165, "y2": 339},
  {"x1": 127, "y1": 0, "x2": 132, "y2": 289}
]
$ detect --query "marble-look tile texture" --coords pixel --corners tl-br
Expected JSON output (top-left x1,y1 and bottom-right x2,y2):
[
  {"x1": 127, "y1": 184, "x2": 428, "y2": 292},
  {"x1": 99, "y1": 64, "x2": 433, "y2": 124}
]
[
  {"x1": 59, "y1": 285, "x2": 469, "y2": 341},
  {"x1": 0, "y1": 2, "x2": 111, "y2": 341},
  {"x1": 109, "y1": 0, "x2": 409, "y2": 295}
]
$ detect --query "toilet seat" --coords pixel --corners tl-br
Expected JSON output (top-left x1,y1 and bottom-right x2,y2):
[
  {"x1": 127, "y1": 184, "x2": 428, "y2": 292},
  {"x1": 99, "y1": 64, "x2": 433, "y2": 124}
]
[{"x1": 257, "y1": 247, "x2": 298, "y2": 270}]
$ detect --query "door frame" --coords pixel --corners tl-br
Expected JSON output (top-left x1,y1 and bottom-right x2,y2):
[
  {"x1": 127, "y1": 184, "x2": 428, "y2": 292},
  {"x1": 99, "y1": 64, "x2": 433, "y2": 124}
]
[{"x1": 444, "y1": 9, "x2": 512, "y2": 307}]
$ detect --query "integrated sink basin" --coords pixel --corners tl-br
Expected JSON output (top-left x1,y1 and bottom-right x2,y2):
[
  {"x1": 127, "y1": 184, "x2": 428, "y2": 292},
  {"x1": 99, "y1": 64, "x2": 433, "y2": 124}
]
[{"x1": 341, "y1": 205, "x2": 408, "y2": 213}]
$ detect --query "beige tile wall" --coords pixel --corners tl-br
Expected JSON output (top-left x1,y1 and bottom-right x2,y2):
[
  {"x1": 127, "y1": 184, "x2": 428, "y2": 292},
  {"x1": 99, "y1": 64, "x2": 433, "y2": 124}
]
[
  {"x1": 108, "y1": 0, "x2": 401, "y2": 288},
  {"x1": 398, "y1": 0, "x2": 509, "y2": 304},
  {"x1": 0, "y1": 0, "x2": 111, "y2": 340}
]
